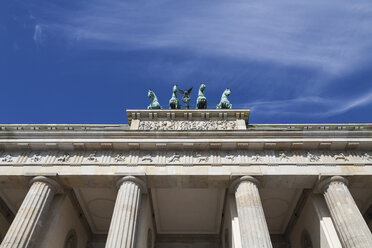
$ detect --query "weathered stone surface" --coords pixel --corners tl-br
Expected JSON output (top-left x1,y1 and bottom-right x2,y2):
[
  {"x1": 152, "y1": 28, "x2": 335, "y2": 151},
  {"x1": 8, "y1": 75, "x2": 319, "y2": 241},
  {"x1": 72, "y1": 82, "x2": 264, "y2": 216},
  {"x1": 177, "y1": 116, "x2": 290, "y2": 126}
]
[
  {"x1": 105, "y1": 176, "x2": 146, "y2": 248},
  {"x1": 0, "y1": 176, "x2": 61, "y2": 248},
  {"x1": 1, "y1": 150, "x2": 371, "y2": 166},
  {"x1": 0, "y1": 109, "x2": 371, "y2": 247},
  {"x1": 232, "y1": 176, "x2": 273, "y2": 248},
  {"x1": 320, "y1": 176, "x2": 372, "y2": 248},
  {"x1": 127, "y1": 109, "x2": 250, "y2": 130}
]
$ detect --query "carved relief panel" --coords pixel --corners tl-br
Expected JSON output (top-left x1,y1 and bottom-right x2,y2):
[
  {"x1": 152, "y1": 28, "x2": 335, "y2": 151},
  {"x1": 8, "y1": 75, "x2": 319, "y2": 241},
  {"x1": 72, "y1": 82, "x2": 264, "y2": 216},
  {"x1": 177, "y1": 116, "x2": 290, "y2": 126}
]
[{"x1": 0, "y1": 150, "x2": 371, "y2": 166}]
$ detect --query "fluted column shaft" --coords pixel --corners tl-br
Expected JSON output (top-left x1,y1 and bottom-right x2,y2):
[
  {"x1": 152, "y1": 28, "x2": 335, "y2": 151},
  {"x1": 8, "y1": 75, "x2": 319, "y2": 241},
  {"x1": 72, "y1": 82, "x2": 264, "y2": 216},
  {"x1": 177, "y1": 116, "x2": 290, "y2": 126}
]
[
  {"x1": 105, "y1": 176, "x2": 146, "y2": 248},
  {"x1": 320, "y1": 176, "x2": 372, "y2": 248},
  {"x1": 0, "y1": 176, "x2": 61, "y2": 248},
  {"x1": 233, "y1": 176, "x2": 273, "y2": 248}
]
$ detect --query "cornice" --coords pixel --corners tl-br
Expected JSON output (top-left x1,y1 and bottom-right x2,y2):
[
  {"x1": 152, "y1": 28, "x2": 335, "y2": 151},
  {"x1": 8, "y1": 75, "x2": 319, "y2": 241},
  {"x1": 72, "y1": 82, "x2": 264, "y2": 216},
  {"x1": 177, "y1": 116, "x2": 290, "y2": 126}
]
[
  {"x1": 0, "y1": 113, "x2": 371, "y2": 151},
  {"x1": 0, "y1": 131, "x2": 372, "y2": 150},
  {"x1": 0, "y1": 123, "x2": 371, "y2": 133},
  {"x1": 0, "y1": 124, "x2": 129, "y2": 132}
]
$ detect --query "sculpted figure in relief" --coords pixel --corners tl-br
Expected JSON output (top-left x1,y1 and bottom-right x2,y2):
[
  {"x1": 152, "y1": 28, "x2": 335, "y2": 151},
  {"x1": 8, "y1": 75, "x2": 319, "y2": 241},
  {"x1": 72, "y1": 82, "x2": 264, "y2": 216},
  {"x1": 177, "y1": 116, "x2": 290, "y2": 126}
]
[
  {"x1": 167, "y1": 120, "x2": 176, "y2": 130},
  {"x1": 145, "y1": 121, "x2": 155, "y2": 130},
  {"x1": 1, "y1": 154, "x2": 13, "y2": 163},
  {"x1": 168, "y1": 153, "x2": 181, "y2": 163},
  {"x1": 141, "y1": 154, "x2": 153, "y2": 162},
  {"x1": 147, "y1": 90, "x2": 162, "y2": 109},
  {"x1": 178, "y1": 121, "x2": 189, "y2": 130},
  {"x1": 278, "y1": 151, "x2": 289, "y2": 161},
  {"x1": 114, "y1": 153, "x2": 126, "y2": 162},
  {"x1": 159, "y1": 121, "x2": 169, "y2": 131},
  {"x1": 335, "y1": 152, "x2": 349, "y2": 161},
  {"x1": 216, "y1": 88, "x2": 232, "y2": 109},
  {"x1": 30, "y1": 153, "x2": 41, "y2": 162},
  {"x1": 217, "y1": 120, "x2": 236, "y2": 130},
  {"x1": 251, "y1": 153, "x2": 262, "y2": 162},
  {"x1": 57, "y1": 153, "x2": 71, "y2": 162},
  {"x1": 307, "y1": 152, "x2": 320, "y2": 162},
  {"x1": 225, "y1": 153, "x2": 235, "y2": 162},
  {"x1": 227, "y1": 121, "x2": 236, "y2": 130},
  {"x1": 195, "y1": 153, "x2": 209, "y2": 162},
  {"x1": 87, "y1": 152, "x2": 98, "y2": 162},
  {"x1": 196, "y1": 84, "x2": 207, "y2": 109}
]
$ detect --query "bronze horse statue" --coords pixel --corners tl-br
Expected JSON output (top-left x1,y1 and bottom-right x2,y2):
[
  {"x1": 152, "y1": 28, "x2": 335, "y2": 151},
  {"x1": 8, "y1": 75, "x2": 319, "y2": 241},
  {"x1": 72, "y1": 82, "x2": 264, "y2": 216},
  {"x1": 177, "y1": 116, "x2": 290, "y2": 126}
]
[{"x1": 169, "y1": 85, "x2": 181, "y2": 109}]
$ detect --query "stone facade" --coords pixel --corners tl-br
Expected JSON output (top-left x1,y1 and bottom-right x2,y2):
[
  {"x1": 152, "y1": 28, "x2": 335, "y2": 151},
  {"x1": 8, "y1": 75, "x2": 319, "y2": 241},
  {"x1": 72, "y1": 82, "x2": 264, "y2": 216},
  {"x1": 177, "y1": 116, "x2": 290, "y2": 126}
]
[{"x1": 0, "y1": 109, "x2": 371, "y2": 248}]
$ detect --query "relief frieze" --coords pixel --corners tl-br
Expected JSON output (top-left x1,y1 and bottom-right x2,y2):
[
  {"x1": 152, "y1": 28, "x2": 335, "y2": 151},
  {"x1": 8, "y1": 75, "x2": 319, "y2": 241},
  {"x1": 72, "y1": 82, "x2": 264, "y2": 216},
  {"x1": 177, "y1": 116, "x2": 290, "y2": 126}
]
[
  {"x1": 138, "y1": 120, "x2": 237, "y2": 130},
  {"x1": 0, "y1": 150, "x2": 371, "y2": 166}
]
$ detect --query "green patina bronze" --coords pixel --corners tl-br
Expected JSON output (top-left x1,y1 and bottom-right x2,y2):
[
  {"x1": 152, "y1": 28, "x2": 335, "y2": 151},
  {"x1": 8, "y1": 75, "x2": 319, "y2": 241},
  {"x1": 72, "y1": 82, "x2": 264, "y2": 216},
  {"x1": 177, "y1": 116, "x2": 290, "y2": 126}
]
[
  {"x1": 147, "y1": 89, "x2": 162, "y2": 109},
  {"x1": 216, "y1": 88, "x2": 232, "y2": 109},
  {"x1": 196, "y1": 83, "x2": 207, "y2": 109},
  {"x1": 169, "y1": 85, "x2": 181, "y2": 109},
  {"x1": 147, "y1": 84, "x2": 228, "y2": 109},
  {"x1": 179, "y1": 87, "x2": 193, "y2": 109}
]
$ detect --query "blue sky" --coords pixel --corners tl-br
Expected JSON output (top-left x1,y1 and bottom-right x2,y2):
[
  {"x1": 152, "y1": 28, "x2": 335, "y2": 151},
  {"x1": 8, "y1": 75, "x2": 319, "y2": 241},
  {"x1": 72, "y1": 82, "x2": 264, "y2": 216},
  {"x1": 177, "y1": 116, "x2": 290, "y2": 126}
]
[{"x1": 1, "y1": 0, "x2": 372, "y2": 124}]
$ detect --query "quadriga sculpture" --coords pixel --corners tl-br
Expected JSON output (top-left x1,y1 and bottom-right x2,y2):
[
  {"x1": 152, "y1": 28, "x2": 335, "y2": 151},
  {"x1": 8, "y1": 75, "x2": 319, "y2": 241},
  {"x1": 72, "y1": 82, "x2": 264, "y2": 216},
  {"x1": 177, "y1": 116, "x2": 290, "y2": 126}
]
[
  {"x1": 216, "y1": 88, "x2": 232, "y2": 109},
  {"x1": 196, "y1": 84, "x2": 207, "y2": 109},
  {"x1": 147, "y1": 89, "x2": 162, "y2": 109},
  {"x1": 169, "y1": 85, "x2": 181, "y2": 109}
]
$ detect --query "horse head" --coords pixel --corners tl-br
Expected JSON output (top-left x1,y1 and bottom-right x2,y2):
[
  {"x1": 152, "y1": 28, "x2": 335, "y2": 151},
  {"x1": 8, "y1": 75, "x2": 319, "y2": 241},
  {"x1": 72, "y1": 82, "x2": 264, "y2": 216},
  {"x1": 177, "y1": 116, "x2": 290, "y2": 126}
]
[
  {"x1": 224, "y1": 88, "x2": 231, "y2": 96},
  {"x1": 199, "y1": 83, "x2": 206, "y2": 92},
  {"x1": 173, "y1": 85, "x2": 178, "y2": 94},
  {"x1": 148, "y1": 89, "x2": 154, "y2": 99}
]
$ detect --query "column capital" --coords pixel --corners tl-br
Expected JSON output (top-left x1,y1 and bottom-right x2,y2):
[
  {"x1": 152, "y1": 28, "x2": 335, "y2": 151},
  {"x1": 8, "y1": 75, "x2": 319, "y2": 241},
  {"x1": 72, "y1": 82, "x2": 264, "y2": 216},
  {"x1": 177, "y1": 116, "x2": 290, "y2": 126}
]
[
  {"x1": 318, "y1": 176, "x2": 349, "y2": 193},
  {"x1": 30, "y1": 176, "x2": 62, "y2": 194},
  {"x1": 116, "y1": 176, "x2": 147, "y2": 193},
  {"x1": 229, "y1": 176, "x2": 260, "y2": 193}
]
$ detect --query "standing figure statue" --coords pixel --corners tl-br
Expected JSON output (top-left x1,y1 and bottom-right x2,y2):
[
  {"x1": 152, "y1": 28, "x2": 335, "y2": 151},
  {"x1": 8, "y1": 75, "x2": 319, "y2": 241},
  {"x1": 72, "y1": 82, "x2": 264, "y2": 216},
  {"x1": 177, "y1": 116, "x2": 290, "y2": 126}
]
[
  {"x1": 169, "y1": 85, "x2": 181, "y2": 109},
  {"x1": 179, "y1": 87, "x2": 193, "y2": 109},
  {"x1": 196, "y1": 83, "x2": 207, "y2": 109},
  {"x1": 216, "y1": 88, "x2": 232, "y2": 109},
  {"x1": 147, "y1": 89, "x2": 162, "y2": 109}
]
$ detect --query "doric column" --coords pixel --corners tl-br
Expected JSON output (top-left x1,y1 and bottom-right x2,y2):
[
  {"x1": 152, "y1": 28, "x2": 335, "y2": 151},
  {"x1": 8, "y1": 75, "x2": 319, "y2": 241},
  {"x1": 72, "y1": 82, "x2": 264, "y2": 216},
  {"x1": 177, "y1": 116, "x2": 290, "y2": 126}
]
[
  {"x1": 105, "y1": 176, "x2": 146, "y2": 248},
  {"x1": 319, "y1": 176, "x2": 372, "y2": 248},
  {"x1": 231, "y1": 176, "x2": 272, "y2": 248},
  {"x1": 0, "y1": 176, "x2": 61, "y2": 248}
]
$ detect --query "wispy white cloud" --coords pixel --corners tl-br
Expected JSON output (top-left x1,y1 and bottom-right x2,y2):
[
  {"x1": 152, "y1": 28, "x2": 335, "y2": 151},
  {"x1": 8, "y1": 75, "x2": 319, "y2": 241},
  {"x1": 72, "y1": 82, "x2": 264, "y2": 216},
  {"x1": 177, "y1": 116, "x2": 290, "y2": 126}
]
[
  {"x1": 16, "y1": 0, "x2": 371, "y2": 122},
  {"x1": 239, "y1": 91, "x2": 372, "y2": 118},
  {"x1": 42, "y1": 0, "x2": 372, "y2": 75},
  {"x1": 33, "y1": 24, "x2": 44, "y2": 45}
]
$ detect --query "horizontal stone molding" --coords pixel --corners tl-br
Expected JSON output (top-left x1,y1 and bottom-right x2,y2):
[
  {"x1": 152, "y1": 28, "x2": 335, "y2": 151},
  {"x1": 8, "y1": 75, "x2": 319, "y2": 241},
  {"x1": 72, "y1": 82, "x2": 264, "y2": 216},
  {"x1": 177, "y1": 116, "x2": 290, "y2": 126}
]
[{"x1": 0, "y1": 150, "x2": 371, "y2": 166}]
